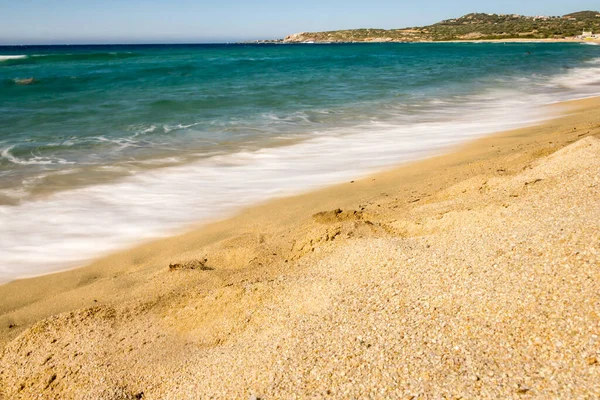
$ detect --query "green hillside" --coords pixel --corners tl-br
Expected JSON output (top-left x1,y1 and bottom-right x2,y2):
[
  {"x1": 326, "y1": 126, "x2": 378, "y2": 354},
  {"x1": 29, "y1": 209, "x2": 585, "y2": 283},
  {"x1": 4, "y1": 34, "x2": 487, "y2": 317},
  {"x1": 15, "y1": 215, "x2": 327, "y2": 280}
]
[{"x1": 282, "y1": 11, "x2": 600, "y2": 43}]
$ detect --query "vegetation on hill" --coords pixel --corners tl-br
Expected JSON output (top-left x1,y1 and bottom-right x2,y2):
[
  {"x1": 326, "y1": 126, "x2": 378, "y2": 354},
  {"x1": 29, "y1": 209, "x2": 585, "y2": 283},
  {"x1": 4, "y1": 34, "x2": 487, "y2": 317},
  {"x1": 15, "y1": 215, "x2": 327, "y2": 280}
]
[{"x1": 282, "y1": 11, "x2": 600, "y2": 43}]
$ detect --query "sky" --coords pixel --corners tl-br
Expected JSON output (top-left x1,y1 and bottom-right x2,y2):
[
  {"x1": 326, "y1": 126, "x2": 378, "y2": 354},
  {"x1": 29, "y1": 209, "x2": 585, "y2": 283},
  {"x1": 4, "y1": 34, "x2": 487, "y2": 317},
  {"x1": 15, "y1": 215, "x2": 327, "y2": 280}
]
[{"x1": 1, "y1": 0, "x2": 599, "y2": 45}]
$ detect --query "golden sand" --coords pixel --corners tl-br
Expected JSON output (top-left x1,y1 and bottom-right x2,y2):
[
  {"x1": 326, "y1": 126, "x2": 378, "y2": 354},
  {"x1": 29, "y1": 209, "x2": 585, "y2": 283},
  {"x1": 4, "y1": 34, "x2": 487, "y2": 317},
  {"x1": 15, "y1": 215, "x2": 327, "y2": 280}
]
[{"x1": 1, "y1": 98, "x2": 599, "y2": 399}]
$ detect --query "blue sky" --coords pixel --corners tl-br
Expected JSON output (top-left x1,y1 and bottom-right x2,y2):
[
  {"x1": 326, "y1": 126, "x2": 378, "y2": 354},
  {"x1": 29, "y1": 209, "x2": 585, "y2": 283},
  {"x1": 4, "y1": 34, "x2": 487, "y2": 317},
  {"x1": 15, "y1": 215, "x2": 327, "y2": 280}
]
[{"x1": 1, "y1": 0, "x2": 598, "y2": 44}]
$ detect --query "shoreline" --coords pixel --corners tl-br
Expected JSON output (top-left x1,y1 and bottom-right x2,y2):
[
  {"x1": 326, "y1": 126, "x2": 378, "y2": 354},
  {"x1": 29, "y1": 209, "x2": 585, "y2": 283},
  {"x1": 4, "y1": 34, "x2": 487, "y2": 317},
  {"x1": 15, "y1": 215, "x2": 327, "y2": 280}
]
[
  {"x1": 3, "y1": 41, "x2": 600, "y2": 284},
  {"x1": 278, "y1": 38, "x2": 600, "y2": 44},
  {"x1": 1, "y1": 94, "x2": 573, "y2": 284},
  {"x1": 0, "y1": 99, "x2": 563, "y2": 285},
  {"x1": 0, "y1": 96, "x2": 596, "y2": 320},
  {"x1": 1, "y1": 96, "x2": 600, "y2": 397},
  {"x1": 432, "y1": 38, "x2": 600, "y2": 44}
]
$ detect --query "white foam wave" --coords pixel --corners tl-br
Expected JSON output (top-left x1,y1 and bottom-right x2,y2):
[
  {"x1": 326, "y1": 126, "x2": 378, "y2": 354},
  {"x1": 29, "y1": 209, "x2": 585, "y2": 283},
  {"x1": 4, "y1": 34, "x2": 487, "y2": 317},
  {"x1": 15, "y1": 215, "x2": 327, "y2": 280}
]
[
  {"x1": 162, "y1": 123, "x2": 200, "y2": 133},
  {"x1": 0, "y1": 188, "x2": 27, "y2": 201},
  {"x1": 92, "y1": 136, "x2": 140, "y2": 150},
  {"x1": 129, "y1": 157, "x2": 184, "y2": 166},
  {"x1": 127, "y1": 124, "x2": 158, "y2": 136},
  {"x1": 550, "y1": 58, "x2": 600, "y2": 90},
  {"x1": 140, "y1": 125, "x2": 158, "y2": 134},
  {"x1": 0, "y1": 55, "x2": 27, "y2": 61},
  {"x1": 21, "y1": 168, "x2": 81, "y2": 188},
  {"x1": 0, "y1": 94, "x2": 548, "y2": 283},
  {"x1": 1, "y1": 146, "x2": 74, "y2": 165},
  {"x1": 2, "y1": 59, "x2": 600, "y2": 283}
]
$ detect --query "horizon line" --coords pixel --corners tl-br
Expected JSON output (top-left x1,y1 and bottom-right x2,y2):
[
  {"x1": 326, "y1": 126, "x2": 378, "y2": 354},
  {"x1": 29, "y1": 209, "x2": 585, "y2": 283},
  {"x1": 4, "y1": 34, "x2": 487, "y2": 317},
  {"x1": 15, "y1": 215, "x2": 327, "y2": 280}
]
[{"x1": 0, "y1": 41, "x2": 282, "y2": 46}]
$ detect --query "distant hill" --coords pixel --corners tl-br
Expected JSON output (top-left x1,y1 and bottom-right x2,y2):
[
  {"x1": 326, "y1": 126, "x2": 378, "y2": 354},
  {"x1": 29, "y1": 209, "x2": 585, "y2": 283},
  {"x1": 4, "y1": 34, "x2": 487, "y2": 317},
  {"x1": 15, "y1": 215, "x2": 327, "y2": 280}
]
[{"x1": 282, "y1": 11, "x2": 600, "y2": 43}]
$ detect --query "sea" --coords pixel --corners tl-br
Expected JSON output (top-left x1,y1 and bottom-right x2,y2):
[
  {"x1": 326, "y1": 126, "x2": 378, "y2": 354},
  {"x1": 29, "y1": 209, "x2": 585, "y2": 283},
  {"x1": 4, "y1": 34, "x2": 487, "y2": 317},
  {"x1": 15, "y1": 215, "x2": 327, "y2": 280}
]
[{"x1": 1, "y1": 42, "x2": 599, "y2": 282}]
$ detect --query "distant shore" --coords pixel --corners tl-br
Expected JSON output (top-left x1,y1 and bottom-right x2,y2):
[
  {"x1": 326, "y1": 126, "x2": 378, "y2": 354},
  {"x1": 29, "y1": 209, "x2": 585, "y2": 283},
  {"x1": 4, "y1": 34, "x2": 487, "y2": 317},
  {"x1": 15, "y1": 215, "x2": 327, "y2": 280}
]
[
  {"x1": 432, "y1": 37, "x2": 600, "y2": 44},
  {"x1": 438, "y1": 37, "x2": 600, "y2": 44},
  {"x1": 1, "y1": 97, "x2": 599, "y2": 398},
  {"x1": 254, "y1": 37, "x2": 600, "y2": 44},
  {"x1": 279, "y1": 10, "x2": 600, "y2": 45}
]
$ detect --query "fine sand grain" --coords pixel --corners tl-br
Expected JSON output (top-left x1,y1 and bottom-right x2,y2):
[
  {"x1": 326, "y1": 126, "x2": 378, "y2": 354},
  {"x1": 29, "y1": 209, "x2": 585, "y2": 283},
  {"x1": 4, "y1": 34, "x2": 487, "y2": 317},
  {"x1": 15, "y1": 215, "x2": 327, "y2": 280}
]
[{"x1": 0, "y1": 98, "x2": 599, "y2": 399}]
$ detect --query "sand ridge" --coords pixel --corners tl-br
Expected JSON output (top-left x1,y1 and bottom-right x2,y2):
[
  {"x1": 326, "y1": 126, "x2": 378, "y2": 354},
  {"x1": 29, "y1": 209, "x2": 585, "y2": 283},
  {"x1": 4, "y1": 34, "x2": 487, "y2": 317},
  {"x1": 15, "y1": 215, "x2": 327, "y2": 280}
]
[{"x1": 1, "y1": 98, "x2": 600, "y2": 398}]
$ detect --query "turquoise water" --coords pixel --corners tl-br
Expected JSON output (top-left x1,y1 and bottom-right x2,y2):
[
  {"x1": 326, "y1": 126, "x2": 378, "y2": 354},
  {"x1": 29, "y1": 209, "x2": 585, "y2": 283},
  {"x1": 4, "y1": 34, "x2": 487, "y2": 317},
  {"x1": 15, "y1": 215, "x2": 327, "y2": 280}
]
[{"x1": 1, "y1": 43, "x2": 599, "y2": 281}]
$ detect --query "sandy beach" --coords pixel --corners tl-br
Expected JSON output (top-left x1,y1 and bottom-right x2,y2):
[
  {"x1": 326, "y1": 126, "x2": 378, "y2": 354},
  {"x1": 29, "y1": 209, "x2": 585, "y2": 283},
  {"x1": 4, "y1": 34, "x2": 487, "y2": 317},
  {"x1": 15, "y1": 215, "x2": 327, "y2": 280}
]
[
  {"x1": 439, "y1": 38, "x2": 600, "y2": 44},
  {"x1": 1, "y1": 96, "x2": 600, "y2": 399}
]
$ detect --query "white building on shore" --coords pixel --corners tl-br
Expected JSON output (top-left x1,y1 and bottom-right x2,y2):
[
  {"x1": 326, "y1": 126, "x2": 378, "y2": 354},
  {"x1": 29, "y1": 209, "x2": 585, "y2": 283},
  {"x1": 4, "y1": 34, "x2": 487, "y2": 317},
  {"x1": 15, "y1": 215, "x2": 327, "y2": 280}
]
[{"x1": 579, "y1": 30, "x2": 599, "y2": 39}]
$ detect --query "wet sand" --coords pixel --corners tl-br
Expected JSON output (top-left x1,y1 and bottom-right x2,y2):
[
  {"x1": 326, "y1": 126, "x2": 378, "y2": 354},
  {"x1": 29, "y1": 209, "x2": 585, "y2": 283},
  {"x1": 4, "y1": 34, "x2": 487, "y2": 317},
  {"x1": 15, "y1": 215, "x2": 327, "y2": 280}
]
[{"x1": 1, "y1": 97, "x2": 599, "y2": 399}]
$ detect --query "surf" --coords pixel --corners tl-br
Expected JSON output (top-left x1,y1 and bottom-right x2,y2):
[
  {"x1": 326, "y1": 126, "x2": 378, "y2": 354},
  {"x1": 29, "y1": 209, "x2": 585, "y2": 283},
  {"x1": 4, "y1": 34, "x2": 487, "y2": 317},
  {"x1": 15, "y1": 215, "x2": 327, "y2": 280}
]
[{"x1": 2, "y1": 43, "x2": 600, "y2": 282}]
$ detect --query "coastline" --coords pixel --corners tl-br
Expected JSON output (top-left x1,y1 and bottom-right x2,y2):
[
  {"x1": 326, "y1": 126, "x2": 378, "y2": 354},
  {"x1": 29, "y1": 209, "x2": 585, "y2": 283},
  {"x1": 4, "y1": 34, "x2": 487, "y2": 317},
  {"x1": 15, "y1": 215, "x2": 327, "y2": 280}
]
[
  {"x1": 279, "y1": 37, "x2": 600, "y2": 44},
  {"x1": 0, "y1": 96, "x2": 587, "y2": 291},
  {"x1": 3, "y1": 41, "x2": 600, "y2": 283},
  {"x1": 434, "y1": 38, "x2": 600, "y2": 44},
  {"x1": 1, "y1": 96, "x2": 600, "y2": 398}
]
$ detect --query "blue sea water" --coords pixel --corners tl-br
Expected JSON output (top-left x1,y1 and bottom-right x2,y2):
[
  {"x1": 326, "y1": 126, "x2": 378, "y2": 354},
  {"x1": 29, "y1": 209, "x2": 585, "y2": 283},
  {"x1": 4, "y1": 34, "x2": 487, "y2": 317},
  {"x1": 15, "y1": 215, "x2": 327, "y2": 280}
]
[{"x1": 1, "y1": 43, "x2": 599, "y2": 281}]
